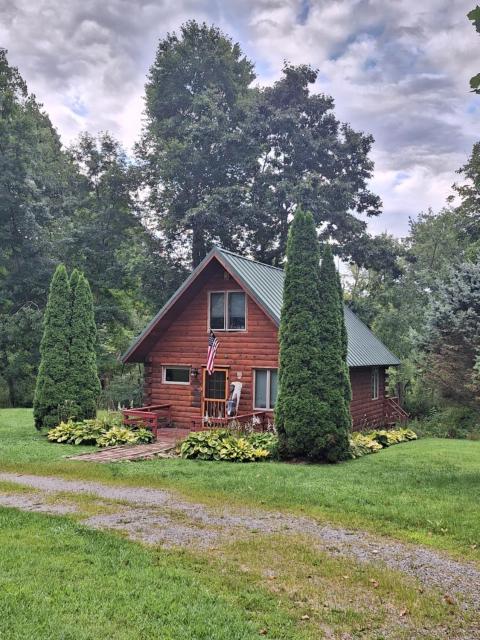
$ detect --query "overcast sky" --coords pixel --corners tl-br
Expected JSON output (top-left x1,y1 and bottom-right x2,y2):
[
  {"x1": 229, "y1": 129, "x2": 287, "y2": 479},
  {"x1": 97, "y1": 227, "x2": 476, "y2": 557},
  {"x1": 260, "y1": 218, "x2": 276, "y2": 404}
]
[{"x1": 1, "y1": 0, "x2": 479, "y2": 236}]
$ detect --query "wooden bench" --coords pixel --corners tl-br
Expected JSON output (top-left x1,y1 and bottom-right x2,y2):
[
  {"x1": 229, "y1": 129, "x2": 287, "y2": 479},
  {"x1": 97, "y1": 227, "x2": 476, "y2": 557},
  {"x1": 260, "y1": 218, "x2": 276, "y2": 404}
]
[{"x1": 122, "y1": 404, "x2": 172, "y2": 440}]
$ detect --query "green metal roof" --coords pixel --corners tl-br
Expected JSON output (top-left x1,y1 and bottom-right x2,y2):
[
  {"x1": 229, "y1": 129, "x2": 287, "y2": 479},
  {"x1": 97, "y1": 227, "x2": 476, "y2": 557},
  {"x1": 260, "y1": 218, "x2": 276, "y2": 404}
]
[{"x1": 123, "y1": 246, "x2": 400, "y2": 367}]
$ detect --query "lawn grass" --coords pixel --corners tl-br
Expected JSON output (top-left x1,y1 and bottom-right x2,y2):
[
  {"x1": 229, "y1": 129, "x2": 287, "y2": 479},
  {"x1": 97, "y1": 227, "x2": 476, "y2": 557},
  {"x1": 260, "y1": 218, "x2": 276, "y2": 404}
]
[
  {"x1": 0, "y1": 507, "x2": 312, "y2": 640},
  {"x1": 0, "y1": 507, "x2": 470, "y2": 640},
  {"x1": 1, "y1": 408, "x2": 479, "y2": 561}
]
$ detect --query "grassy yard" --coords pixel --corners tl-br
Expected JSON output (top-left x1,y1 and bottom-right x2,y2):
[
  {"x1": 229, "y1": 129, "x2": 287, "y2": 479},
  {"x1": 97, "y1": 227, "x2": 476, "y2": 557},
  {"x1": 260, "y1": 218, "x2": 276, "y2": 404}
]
[
  {"x1": 1, "y1": 408, "x2": 479, "y2": 639},
  {"x1": 0, "y1": 507, "x2": 310, "y2": 640},
  {"x1": 1, "y1": 408, "x2": 479, "y2": 560},
  {"x1": 2, "y1": 505, "x2": 467, "y2": 640}
]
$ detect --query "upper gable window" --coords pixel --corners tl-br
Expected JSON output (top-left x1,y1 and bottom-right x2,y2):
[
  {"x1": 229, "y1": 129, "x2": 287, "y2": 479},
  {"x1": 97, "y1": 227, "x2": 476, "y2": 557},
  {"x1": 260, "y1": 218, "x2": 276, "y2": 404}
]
[{"x1": 209, "y1": 291, "x2": 246, "y2": 331}]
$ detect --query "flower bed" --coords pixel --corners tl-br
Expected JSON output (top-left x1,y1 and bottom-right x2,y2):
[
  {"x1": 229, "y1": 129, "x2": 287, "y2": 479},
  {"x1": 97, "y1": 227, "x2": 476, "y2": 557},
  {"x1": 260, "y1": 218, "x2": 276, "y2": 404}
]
[
  {"x1": 47, "y1": 414, "x2": 154, "y2": 448},
  {"x1": 349, "y1": 428, "x2": 417, "y2": 459},
  {"x1": 179, "y1": 427, "x2": 417, "y2": 463}
]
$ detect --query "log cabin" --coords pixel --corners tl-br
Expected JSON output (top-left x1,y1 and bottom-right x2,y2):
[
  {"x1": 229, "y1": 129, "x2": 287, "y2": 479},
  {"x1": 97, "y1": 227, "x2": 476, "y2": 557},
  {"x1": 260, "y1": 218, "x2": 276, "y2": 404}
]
[{"x1": 122, "y1": 247, "x2": 405, "y2": 433}]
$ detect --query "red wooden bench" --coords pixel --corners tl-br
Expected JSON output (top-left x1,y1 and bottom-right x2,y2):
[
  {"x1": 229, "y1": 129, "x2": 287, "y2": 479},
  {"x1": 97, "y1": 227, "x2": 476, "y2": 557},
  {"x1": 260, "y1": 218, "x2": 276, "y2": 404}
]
[{"x1": 121, "y1": 404, "x2": 172, "y2": 440}]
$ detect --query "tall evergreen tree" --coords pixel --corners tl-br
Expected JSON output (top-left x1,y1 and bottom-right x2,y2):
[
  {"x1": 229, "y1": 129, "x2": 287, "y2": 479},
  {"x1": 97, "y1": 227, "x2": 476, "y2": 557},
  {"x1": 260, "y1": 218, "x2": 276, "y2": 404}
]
[
  {"x1": 33, "y1": 265, "x2": 71, "y2": 429},
  {"x1": 275, "y1": 212, "x2": 351, "y2": 462},
  {"x1": 275, "y1": 211, "x2": 325, "y2": 460},
  {"x1": 70, "y1": 274, "x2": 101, "y2": 420},
  {"x1": 335, "y1": 264, "x2": 353, "y2": 408},
  {"x1": 316, "y1": 245, "x2": 352, "y2": 460}
]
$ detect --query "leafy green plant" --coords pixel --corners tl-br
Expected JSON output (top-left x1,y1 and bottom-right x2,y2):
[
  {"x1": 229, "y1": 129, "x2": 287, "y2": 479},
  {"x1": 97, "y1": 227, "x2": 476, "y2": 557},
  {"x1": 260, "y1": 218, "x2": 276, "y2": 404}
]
[
  {"x1": 247, "y1": 432, "x2": 278, "y2": 457},
  {"x1": 411, "y1": 407, "x2": 480, "y2": 440},
  {"x1": 48, "y1": 413, "x2": 154, "y2": 448},
  {"x1": 47, "y1": 420, "x2": 102, "y2": 446},
  {"x1": 349, "y1": 428, "x2": 417, "y2": 459},
  {"x1": 97, "y1": 426, "x2": 152, "y2": 448},
  {"x1": 180, "y1": 430, "x2": 271, "y2": 462}
]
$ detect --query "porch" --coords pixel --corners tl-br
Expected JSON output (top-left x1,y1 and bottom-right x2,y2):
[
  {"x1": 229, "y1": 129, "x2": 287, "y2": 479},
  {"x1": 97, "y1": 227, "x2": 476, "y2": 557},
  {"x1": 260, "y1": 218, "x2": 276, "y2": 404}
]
[{"x1": 121, "y1": 402, "x2": 270, "y2": 441}]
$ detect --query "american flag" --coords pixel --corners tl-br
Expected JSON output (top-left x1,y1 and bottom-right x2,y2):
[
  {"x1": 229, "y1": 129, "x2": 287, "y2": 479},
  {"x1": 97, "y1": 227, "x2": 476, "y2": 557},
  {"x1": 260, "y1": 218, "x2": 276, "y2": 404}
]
[{"x1": 206, "y1": 331, "x2": 219, "y2": 374}]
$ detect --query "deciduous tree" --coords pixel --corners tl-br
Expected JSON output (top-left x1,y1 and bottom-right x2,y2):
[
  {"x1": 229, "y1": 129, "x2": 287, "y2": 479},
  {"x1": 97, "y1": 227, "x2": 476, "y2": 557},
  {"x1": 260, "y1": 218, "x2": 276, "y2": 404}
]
[{"x1": 139, "y1": 21, "x2": 255, "y2": 266}]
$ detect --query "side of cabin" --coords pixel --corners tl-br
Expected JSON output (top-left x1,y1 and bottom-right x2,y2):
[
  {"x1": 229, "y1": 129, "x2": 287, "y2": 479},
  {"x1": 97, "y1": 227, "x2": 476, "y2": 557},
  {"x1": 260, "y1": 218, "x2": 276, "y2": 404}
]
[{"x1": 122, "y1": 248, "x2": 404, "y2": 431}]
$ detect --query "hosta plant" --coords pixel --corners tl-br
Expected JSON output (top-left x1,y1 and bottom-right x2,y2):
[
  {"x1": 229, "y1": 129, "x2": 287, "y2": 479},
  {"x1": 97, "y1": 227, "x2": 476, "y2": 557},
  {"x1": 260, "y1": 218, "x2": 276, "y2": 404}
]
[
  {"x1": 48, "y1": 413, "x2": 154, "y2": 448},
  {"x1": 47, "y1": 420, "x2": 102, "y2": 445},
  {"x1": 180, "y1": 429, "x2": 272, "y2": 462},
  {"x1": 97, "y1": 427, "x2": 154, "y2": 448},
  {"x1": 349, "y1": 428, "x2": 417, "y2": 459}
]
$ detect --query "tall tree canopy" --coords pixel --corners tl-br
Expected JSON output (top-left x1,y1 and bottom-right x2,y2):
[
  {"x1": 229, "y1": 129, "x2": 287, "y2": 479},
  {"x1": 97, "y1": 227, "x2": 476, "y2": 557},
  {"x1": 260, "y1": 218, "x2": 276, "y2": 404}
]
[
  {"x1": 246, "y1": 64, "x2": 382, "y2": 266},
  {"x1": 139, "y1": 23, "x2": 389, "y2": 271},
  {"x1": 421, "y1": 261, "x2": 480, "y2": 409},
  {"x1": 0, "y1": 52, "x2": 183, "y2": 406},
  {"x1": 139, "y1": 21, "x2": 256, "y2": 266},
  {"x1": 0, "y1": 49, "x2": 74, "y2": 306}
]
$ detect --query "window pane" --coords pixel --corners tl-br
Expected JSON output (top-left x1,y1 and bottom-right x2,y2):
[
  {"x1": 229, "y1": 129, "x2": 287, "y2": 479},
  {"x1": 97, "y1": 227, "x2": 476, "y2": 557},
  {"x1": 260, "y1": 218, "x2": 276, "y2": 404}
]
[
  {"x1": 371, "y1": 368, "x2": 379, "y2": 399},
  {"x1": 228, "y1": 292, "x2": 245, "y2": 330},
  {"x1": 269, "y1": 370, "x2": 278, "y2": 408},
  {"x1": 205, "y1": 370, "x2": 226, "y2": 399},
  {"x1": 254, "y1": 370, "x2": 267, "y2": 408},
  {"x1": 165, "y1": 367, "x2": 190, "y2": 383},
  {"x1": 210, "y1": 293, "x2": 225, "y2": 329}
]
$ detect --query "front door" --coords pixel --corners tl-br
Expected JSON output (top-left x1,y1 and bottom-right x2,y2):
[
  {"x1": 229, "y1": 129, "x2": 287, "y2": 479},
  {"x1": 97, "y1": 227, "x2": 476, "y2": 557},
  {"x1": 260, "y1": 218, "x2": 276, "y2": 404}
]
[{"x1": 202, "y1": 368, "x2": 229, "y2": 421}]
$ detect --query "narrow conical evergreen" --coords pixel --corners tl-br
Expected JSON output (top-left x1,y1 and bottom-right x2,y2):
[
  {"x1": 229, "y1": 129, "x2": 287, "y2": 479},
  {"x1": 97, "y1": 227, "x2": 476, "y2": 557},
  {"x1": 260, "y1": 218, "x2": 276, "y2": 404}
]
[
  {"x1": 316, "y1": 245, "x2": 351, "y2": 461},
  {"x1": 275, "y1": 210, "x2": 327, "y2": 459},
  {"x1": 33, "y1": 265, "x2": 72, "y2": 429},
  {"x1": 69, "y1": 274, "x2": 101, "y2": 420},
  {"x1": 335, "y1": 264, "x2": 352, "y2": 407},
  {"x1": 69, "y1": 268, "x2": 81, "y2": 307}
]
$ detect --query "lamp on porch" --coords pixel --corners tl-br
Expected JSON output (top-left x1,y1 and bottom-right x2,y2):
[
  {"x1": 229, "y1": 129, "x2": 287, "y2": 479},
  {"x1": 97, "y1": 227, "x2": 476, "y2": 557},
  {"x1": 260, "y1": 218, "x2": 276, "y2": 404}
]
[{"x1": 190, "y1": 367, "x2": 199, "y2": 380}]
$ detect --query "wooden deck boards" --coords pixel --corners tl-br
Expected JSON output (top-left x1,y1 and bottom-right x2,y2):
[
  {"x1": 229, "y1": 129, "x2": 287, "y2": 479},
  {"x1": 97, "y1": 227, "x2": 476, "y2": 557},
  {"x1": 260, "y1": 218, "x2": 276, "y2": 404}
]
[{"x1": 68, "y1": 428, "x2": 191, "y2": 463}]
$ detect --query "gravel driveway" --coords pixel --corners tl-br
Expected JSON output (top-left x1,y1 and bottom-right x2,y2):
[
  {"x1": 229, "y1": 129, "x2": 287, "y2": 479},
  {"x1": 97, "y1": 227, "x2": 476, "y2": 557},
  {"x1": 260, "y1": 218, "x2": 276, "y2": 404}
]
[{"x1": 0, "y1": 471, "x2": 479, "y2": 615}]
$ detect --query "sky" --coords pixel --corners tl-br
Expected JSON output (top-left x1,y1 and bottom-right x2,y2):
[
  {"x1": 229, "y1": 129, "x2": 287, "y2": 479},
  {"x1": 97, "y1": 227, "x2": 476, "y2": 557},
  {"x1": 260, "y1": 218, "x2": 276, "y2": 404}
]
[{"x1": 1, "y1": 0, "x2": 479, "y2": 237}]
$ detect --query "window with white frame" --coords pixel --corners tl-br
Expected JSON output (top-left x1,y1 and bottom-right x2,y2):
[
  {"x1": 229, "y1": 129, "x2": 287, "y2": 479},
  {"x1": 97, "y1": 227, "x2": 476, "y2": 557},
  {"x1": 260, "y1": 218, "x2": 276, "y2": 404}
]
[
  {"x1": 163, "y1": 366, "x2": 190, "y2": 384},
  {"x1": 209, "y1": 291, "x2": 246, "y2": 330},
  {"x1": 254, "y1": 369, "x2": 278, "y2": 410},
  {"x1": 371, "y1": 367, "x2": 380, "y2": 400}
]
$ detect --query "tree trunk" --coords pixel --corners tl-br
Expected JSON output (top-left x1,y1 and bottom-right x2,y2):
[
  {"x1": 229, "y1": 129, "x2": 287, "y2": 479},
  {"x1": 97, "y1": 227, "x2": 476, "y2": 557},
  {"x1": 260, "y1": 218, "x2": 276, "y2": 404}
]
[
  {"x1": 192, "y1": 227, "x2": 207, "y2": 268},
  {"x1": 6, "y1": 375, "x2": 16, "y2": 407}
]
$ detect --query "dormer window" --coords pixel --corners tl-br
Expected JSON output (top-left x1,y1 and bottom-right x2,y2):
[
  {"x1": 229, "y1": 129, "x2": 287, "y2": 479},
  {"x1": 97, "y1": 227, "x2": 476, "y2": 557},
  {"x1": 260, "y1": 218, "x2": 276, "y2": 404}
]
[{"x1": 209, "y1": 291, "x2": 246, "y2": 331}]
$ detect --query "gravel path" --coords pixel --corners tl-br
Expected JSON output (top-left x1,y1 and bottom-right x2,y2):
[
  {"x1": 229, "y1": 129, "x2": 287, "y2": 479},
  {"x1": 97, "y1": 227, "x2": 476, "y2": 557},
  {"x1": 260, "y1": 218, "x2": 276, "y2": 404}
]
[{"x1": 1, "y1": 471, "x2": 479, "y2": 614}]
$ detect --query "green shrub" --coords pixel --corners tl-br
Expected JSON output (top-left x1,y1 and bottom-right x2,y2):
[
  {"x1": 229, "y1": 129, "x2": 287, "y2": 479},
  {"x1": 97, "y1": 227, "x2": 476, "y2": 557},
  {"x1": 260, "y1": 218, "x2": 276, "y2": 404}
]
[
  {"x1": 34, "y1": 265, "x2": 72, "y2": 430},
  {"x1": 411, "y1": 406, "x2": 480, "y2": 440},
  {"x1": 180, "y1": 430, "x2": 271, "y2": 462},
  {"x1": 349, "y1": 433, "x2": 383, "y2": 458}
]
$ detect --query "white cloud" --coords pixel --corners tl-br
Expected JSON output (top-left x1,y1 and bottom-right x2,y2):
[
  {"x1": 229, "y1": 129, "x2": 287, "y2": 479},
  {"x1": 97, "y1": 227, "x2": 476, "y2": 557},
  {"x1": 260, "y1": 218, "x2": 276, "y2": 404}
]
[{"x1": 1, "y1": 0, "x2": 480, "y2": 235}]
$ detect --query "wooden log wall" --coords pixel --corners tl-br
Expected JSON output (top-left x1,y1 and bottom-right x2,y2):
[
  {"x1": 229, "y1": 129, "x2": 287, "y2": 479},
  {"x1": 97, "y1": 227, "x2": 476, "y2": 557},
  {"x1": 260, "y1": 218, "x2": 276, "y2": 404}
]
[{"x1": 144, "y1": 259, "x2": 389, "y2": 430}]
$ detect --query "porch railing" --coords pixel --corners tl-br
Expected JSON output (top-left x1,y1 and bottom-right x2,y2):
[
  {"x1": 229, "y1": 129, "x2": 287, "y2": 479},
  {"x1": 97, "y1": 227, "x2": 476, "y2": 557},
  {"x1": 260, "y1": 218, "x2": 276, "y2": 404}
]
[
  {"x1": 203, "y1": 399, "x2": 226, "y2": 421},
  {"x1": 122, "y1": 404, "x2": 172, "y2": 439},
  {"x1": 385, "y1": 396, "x2": 409, "y2": 425},
  {"x1": 197, "y1": 410, "x2": 268, "y2": 431}
]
